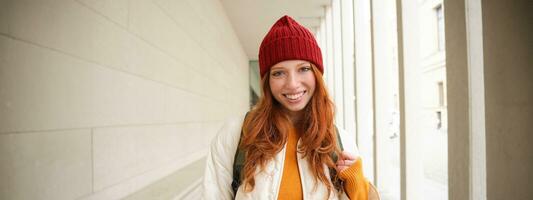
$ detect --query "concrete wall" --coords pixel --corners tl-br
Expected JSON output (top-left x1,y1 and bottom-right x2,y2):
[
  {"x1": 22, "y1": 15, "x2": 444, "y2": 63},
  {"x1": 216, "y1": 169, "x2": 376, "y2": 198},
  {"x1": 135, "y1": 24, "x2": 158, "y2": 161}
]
[
  {"x1": 482, "y1": 0, "x2": 533, "y2": 199},
  {"x1": 0, "y1": 0, "x2": 249, "y2": 199},
  {"x1": 446, "y1": 0, "x2": 532, "y2": 199},
  {"x1": 445, "y1": 0, "x2": 478, "y2": 199}
]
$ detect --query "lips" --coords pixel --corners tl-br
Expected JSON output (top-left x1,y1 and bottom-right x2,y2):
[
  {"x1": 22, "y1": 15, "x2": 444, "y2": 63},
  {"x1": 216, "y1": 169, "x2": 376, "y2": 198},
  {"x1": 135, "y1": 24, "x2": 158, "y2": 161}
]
[{"x1": 283, "y1": 91, "x2": 306, "y2": 101}]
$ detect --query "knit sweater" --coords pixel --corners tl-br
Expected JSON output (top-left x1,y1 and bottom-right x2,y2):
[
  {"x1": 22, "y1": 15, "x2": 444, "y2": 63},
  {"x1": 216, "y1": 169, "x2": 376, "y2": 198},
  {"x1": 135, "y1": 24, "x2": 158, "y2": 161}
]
[{"x1": 277, "y1": 128, "x2": 369, "y2": 200}]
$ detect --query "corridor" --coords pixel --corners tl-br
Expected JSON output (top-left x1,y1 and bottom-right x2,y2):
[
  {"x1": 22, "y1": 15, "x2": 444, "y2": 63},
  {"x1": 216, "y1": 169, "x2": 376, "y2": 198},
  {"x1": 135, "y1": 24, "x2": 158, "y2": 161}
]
[{"x1": 0, "y1": 0, "x2": 531, "y2": 200}]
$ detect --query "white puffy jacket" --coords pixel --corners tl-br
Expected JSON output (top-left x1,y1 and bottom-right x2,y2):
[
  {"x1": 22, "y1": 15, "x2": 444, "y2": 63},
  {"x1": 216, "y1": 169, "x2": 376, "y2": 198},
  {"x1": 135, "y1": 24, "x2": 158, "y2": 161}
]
[{"x1": 202, "y1": 114, "x2": 362, "y2": 200}]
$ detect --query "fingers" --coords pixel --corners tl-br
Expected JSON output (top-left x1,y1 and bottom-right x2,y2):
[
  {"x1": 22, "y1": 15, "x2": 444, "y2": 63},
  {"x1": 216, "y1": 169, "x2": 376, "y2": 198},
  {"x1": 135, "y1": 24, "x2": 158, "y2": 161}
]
[
  {"x1": 336, "y1": 159, "x2": 356, "y2": 166},
  {"x1": 339, "y1": 151, "x2": 358, "y2": 160},
  {"x1": 335, "y1": 158, "x2": 355, "y2": 173},
  {"x1": 336, "y1": 165, "x2": 349, "y2": 173},
  {"x1": 335, "y1": 151, "x2": 360, "y2": 173}
]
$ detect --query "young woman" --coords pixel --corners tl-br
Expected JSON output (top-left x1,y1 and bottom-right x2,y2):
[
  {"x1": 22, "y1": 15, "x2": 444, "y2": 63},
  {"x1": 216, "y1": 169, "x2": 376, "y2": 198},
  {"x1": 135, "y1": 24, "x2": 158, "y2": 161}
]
[{"x1": 203, "y1": 15, "x2": 378, "y2": 200}]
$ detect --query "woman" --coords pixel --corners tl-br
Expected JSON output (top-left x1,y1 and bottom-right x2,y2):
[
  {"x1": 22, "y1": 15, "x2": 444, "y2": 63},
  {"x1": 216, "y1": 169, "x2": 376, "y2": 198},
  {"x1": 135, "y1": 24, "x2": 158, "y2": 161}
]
[{"x1": 203, "y1": 15, "x2": 377, "y2": 200}]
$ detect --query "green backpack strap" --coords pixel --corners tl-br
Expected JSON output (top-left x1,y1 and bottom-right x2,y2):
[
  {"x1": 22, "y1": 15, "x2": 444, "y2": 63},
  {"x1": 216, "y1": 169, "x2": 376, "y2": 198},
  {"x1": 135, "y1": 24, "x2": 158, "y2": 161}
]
[
  {"x1": 332, "y1": 125, "x2": 344, "y2": 163},
  {"x1": 335, "y1": 125, "x2": 344, "y2": 151}
]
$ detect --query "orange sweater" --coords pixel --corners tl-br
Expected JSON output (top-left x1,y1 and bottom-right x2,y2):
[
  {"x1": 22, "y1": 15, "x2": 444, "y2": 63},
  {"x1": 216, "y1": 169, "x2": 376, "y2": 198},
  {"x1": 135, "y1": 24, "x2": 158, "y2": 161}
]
[
  {"x1": 277, "y1": 127, "x2": 304, "y2": 199},
  {"x1": 339, "y1": 158, "x2": 370, "y2": 200},
  {"x1": 277, "y1": 128, "x2": 369, "y2": 200}
]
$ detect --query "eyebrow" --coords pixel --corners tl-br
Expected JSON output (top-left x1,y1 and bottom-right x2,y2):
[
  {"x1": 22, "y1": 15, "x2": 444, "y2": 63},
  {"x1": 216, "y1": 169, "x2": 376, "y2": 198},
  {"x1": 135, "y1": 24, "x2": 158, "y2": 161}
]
[
  {"x1": 297, "y1": 62, "x2": 311, "y2": 66},
  {"x1": 271, "y1": 62, "x2": 311, "y2": 70}
]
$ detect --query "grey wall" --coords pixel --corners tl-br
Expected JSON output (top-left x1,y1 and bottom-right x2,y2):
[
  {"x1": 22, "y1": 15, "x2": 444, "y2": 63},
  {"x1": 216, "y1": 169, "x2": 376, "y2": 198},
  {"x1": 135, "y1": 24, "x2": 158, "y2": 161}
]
[
  {"x1": 0, "y1": 0, "x2": 249, "y2": 199},
  {"x1": 482, "y1": 0, "x2": 533, "y2": 199},
  {"x1": 446, "y1": 0, "x2": 532, "y2": 199}
]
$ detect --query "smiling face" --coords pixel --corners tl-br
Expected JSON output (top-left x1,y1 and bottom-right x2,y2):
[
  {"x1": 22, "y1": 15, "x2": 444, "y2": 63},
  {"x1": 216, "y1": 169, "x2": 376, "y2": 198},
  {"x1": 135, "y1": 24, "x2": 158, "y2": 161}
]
[{"x1": 268, "y1": 60, "x2": 316, "y2": 116}]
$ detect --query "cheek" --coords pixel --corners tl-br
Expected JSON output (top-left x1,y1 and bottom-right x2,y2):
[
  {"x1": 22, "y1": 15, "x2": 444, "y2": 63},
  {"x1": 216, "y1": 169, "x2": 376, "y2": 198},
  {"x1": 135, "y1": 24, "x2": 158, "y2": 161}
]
[
  {"x1": 306, "y1": 76, "x2": 317, "y2": 93},
  {"x1": 269, "y1": 84, "x2": 284, "y2": 103},
  {"x1": 269, "y1": 81, "x2": 282, "y2": 95}
]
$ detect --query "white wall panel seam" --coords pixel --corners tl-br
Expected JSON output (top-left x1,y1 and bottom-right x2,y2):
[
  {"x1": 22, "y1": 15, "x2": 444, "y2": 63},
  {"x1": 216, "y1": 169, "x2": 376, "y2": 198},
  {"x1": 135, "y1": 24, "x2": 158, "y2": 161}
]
[
  {"x1": 72, "y1": 0, "x2": 232, "y2": 99},
  {"x1": 0, "y1": 33, "x2": 229, "y2": 104}
]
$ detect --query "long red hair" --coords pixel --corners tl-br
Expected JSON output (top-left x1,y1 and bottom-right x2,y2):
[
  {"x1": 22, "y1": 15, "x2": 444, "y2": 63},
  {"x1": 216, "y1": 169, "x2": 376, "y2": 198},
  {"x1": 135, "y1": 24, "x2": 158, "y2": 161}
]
[{"x1": 240, "y1": 65, "x2": 342, "y2": 195}]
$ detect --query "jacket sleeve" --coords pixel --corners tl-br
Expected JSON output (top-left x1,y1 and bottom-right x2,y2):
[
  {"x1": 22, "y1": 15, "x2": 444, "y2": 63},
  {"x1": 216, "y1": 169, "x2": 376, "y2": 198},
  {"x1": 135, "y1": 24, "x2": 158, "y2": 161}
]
[
  {"x1": 202, "y1": 116, "x2": 244, "y2": 200},
  {"x1": 337, "y1": 128, "x2": 370, "y2": 200},
  {"x1": 339, "y1": 158, "x2": 370, "y2": 200}
]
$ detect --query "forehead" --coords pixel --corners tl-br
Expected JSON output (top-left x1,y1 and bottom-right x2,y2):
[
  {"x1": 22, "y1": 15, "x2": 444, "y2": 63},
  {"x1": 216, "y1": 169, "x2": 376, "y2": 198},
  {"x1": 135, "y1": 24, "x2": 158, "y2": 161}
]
[{"x1": 271, "y1": 60, "x2": 311, "y2": 70}]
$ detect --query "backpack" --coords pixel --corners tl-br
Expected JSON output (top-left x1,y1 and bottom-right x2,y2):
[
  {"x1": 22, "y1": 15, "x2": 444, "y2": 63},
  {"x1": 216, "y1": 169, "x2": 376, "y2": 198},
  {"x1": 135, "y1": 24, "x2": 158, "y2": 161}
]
[{"x1": 231, "y1": 114, "x2": 344, "y2": 196}]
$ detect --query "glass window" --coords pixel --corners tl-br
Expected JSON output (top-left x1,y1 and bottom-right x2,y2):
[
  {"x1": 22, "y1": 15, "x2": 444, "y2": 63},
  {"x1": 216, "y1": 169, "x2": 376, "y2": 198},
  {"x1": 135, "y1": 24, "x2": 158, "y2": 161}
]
[{"x1": 435, "y1": 5, "x2": 445, "y2": 51}]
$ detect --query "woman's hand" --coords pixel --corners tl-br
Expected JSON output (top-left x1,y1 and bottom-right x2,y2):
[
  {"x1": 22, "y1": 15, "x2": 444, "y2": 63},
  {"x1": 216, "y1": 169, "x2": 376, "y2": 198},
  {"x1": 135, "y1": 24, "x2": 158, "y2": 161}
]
[{"x1": 335, "y1": 151, "x2": 359, "y2": 173}]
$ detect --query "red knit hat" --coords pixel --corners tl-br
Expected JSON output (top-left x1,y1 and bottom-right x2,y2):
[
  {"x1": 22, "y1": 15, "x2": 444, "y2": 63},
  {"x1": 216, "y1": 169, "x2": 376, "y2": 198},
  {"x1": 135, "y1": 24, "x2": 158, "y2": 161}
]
[{"x1": 258, "y1": 15, "x2": 323, "y2": 77}]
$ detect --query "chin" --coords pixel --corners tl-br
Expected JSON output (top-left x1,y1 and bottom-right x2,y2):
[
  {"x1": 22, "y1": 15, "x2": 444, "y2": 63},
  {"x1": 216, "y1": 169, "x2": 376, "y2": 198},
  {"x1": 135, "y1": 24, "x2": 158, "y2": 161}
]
[
  {"x1": 286, "y1": 107, "x2": 305, "y2": 112},
  {"x1": 282, "y1": 102, "x2": 309, "y2": 112}
]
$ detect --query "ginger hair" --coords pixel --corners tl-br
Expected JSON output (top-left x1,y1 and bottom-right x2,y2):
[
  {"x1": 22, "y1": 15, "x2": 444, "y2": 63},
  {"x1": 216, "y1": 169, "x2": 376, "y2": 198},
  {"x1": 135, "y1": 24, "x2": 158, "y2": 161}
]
[{"x1": 240, "y1": 65, "x2": 342, "y2": 196}]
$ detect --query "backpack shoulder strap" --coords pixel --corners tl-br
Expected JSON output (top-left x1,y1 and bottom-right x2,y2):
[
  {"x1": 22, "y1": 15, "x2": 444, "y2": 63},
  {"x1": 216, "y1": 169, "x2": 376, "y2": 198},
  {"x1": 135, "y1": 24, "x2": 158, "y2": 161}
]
[
  {"x1": 335, "y1": 125, "x2": 344, "y2": 151},
  {"x1": 332, "y1": 124, "x2": 344, "y2": 163},
  {"x1": 231, "y1": 112, "x2": 249, "y2": 197}
]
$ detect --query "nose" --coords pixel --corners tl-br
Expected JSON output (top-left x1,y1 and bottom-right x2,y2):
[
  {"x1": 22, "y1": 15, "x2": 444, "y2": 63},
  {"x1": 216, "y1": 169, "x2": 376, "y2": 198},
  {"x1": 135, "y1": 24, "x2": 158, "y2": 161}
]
[{"x1": 285, "y1": 72, "x2": 300, "y2": 89}]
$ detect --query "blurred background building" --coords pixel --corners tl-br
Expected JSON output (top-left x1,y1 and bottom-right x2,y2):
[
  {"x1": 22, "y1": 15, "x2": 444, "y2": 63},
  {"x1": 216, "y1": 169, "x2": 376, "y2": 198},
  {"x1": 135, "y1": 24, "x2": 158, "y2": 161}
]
[{"x1": 0, "y1": 0, "x2": 531, "y2": 200}]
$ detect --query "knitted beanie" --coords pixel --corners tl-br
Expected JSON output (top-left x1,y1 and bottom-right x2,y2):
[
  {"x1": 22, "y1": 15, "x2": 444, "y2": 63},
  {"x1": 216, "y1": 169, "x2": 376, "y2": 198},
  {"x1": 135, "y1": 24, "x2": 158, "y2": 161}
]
[{"x1": 258, "y1": 15, "x2": 323, "y2": 78}]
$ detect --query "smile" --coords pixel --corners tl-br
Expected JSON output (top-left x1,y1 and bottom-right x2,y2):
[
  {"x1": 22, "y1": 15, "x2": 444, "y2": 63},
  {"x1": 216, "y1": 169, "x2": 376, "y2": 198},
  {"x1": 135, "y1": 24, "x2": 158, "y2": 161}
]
[{"x1": 283, "y1": 91, "x2": 306, "y2": 100}]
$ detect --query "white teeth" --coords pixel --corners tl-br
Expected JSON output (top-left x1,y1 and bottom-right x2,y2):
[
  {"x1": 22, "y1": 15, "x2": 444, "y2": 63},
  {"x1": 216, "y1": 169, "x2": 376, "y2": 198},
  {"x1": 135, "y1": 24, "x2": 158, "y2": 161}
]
[{"x1": 284, "y1": 91, "x2": 305, "y2": 100}]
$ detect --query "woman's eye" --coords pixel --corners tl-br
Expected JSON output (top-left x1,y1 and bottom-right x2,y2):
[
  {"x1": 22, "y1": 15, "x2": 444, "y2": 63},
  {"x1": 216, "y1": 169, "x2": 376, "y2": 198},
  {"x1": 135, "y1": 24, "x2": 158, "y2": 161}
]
[
  {"x1": 300, "y1": 66, "x2": 312, "y2": 72},
  {"x1": 271, "y1": 71, "x2": 283, "y2": 77}
]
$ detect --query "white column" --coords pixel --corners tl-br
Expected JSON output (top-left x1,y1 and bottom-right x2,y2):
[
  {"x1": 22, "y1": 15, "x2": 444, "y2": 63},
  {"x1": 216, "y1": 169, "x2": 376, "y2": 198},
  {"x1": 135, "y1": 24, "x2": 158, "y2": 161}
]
[
  {"x1": 325, "y1": 6, "x2": 335, "y2": 94},
  {"x1": 331, "y1": 0, "x2": 344, "y2": 126},
  {"x1": 340, "y1": 0, "x2": 355, "y2": 134},
  {"x1": 372, "y1": 0, "x2": 401, "y2": 198},
  {"x1": 353, "y1": 0, "x2": 375, "y2": 183},
  {"x1": 442, "y1": 0, "x2": 472, "y2": 199},
  {"x1": 465, "y1": 0, "x2": 486, "y2": 199},
  {"x1": 397, "y1": 0, "x2": 425, "y2": 199}
]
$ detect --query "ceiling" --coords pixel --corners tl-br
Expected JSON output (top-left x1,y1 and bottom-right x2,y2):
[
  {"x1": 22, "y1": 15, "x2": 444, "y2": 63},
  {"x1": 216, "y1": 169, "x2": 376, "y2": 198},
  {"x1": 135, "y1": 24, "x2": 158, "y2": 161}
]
[{"x1": 220, "y1": 0, "x2": 331, "y2": 60}]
